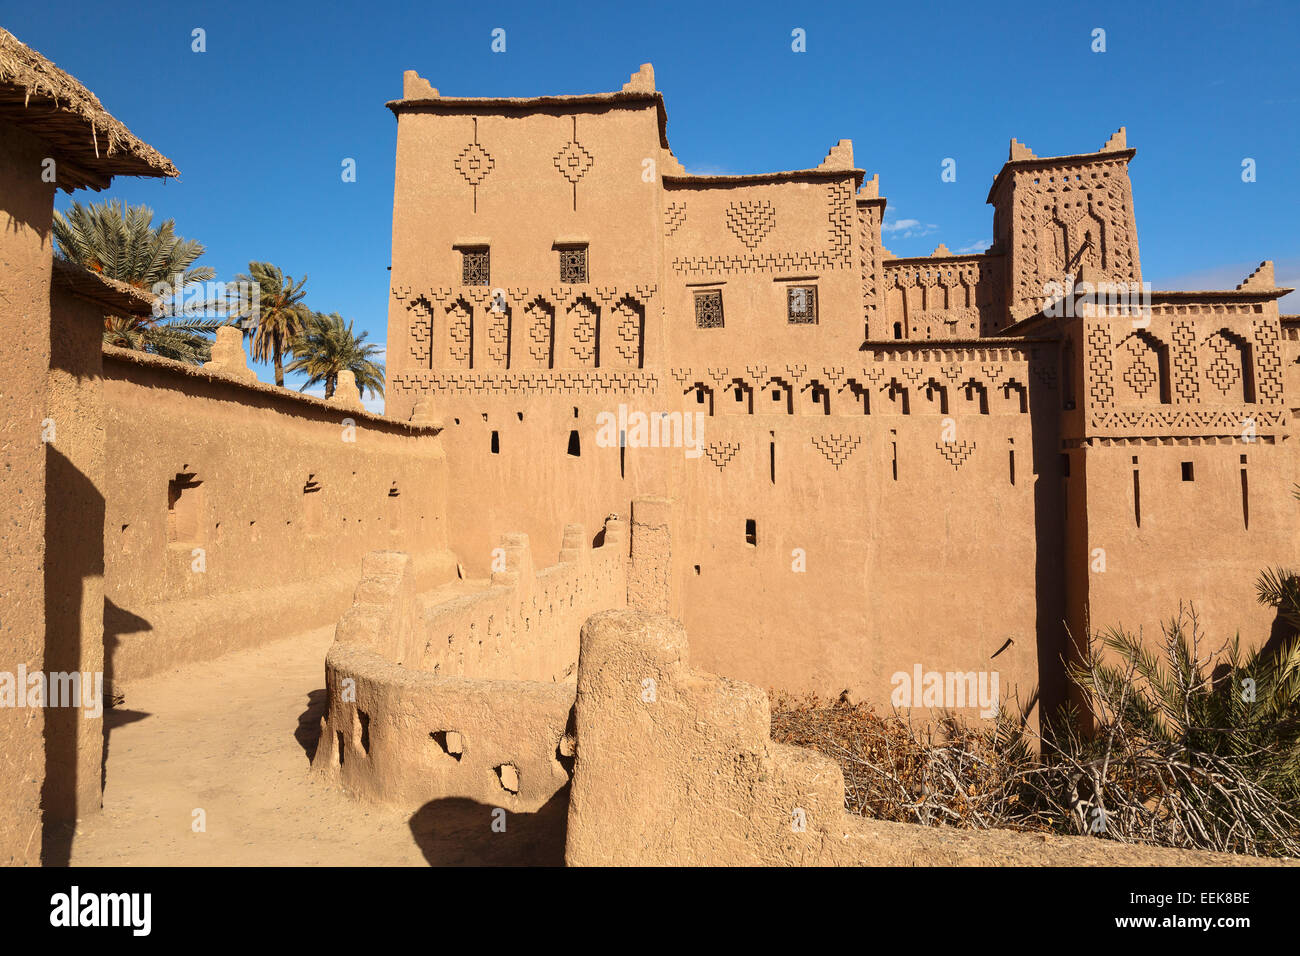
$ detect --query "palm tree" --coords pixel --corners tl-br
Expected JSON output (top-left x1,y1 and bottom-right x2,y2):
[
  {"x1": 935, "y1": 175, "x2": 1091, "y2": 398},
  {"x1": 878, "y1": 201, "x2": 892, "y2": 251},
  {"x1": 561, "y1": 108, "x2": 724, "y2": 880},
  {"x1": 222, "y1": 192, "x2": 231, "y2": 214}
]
[
  {"x1": 233, "y1": 261, "x2": 309, "y2": 387},
  {"x1": 52, "y1": 199, "x2": 224, "y2": 363},
  {"x1": 287, "y1": 311, "x2": 385, "y2": 399}
]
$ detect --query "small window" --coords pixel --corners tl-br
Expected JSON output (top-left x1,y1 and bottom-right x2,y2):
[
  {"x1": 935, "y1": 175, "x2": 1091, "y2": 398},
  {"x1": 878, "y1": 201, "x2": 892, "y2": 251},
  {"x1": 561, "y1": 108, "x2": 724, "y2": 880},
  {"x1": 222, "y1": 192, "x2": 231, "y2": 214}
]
[
  {"x1": 490, "y1": 430, "x2": 500, "y2": 454},
  {"x1": 893, "y1": 321, "x2": 903, "y2": 340},
  {"x1": 567, "y1": 430, "x2": 581, "y2": 457},
  {"x1": 167, "y1": 473, "x2": 204, "y2": 546},
  {"x1": 744, "y1": 519, "x2": 757, "y2": 546},
  {"x1": 787, "y1": 285, "x2": 818, "y2": 324},
  {"x1": 558, "y1": 245, "x2": 588, "y2": 283},
  {"x1": 694, "y1": 290, "x2": 724, "y2": 329},
  {"x1": 1181, "y1": 461, "x2": 1194, "y2": 482},
  {"x1": 303, "y1": 475, "x2": 323, "y2": 535},
  {"x1": 461, "y1": 247, "x2": 490, "y2": 285}
]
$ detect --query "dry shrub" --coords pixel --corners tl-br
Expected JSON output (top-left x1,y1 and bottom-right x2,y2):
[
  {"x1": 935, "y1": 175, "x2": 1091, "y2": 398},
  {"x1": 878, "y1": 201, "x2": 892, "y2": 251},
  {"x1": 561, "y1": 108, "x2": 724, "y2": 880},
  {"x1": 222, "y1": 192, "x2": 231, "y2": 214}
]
[{"x1": 771, "y1": 606, "x2": 1300, "y2": 858}]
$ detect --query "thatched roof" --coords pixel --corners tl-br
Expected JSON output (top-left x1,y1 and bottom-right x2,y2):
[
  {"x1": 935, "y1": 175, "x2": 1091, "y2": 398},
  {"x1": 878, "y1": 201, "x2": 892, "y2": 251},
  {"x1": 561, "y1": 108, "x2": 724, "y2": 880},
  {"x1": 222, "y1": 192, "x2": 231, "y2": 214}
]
[
  {"x1": 0, "y1": 28, "x2": 177, "y2": 191},
  {"x1": 51, "y1": 257, "x2": 157, "y2": 316}
]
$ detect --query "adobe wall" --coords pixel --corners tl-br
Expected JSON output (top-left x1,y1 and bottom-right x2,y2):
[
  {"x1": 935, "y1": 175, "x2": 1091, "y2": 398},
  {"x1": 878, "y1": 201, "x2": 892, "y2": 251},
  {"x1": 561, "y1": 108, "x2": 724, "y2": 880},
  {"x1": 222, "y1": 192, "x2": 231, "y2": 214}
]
[
  {"x1": 100, "y1": 346, "x2": 457, "y2": 686},
  {"x1": 1061, "y1": 294, "x2": 1300, "y2": 653},
  {"x1": 44, "y1": 286, "x2": 107, "y2": 826},
  {"x1": 0, "y1": 120, "x2": 56, "y2": 866},
  {"x1": 313, "y1": 521, "x2": 627, "y2": 812},
  {"x1": 417, "y1": 523, "x2": 627, "y2": 683},
  {"x1": 395, "y1": 343, "x2": 1056, "y2": 714},
  {"x1": 565, "y1": 607, "x2": 1287, "y2": 867},
  {"x1": 384, "y1": 70, "x2": 1293, "y2": 725}
]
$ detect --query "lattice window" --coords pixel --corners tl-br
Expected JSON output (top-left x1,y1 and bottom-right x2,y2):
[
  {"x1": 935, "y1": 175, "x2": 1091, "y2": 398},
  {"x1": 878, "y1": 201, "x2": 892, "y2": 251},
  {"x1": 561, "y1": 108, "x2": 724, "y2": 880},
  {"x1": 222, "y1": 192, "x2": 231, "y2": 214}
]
[
  {"x1": 787, "y1": 285, "x2": 818, "y2": 324},
  {"x1": 559, "y1": 246, "x2": 588, "y2": 283},
  {"x1": 694, "y1": 290, "x2": 724, "y2": 329},
  {"x1": 461, "y1": 247, "x2": 490, "y2": 286}
]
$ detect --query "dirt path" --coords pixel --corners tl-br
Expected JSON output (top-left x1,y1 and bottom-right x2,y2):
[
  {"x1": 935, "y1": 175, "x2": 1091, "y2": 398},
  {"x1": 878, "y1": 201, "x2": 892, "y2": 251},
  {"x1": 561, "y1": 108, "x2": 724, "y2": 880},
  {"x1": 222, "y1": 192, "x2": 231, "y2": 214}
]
[{"x1": 69, "y1": 627, "x2": 429, "y2": 866}]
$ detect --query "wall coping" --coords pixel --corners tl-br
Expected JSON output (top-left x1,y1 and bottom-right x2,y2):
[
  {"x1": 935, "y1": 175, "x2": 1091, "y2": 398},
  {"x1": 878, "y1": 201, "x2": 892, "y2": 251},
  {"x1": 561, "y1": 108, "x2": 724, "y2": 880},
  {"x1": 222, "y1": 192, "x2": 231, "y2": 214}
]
[{"x1": 102, "y1": 344, "x2": 440, "y2": 434}]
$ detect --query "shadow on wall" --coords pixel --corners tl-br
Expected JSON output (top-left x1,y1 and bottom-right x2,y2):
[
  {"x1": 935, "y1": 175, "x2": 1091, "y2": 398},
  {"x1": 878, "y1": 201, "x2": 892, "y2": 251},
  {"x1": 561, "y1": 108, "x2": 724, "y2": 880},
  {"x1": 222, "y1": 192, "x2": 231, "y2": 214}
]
[
  {"x1": 101, "y1": 595, "x2": 152, "y2": 793},
  {"x1": 294, "y1": 689, "x2": 328, "y2": 763},
  {"x1": 407, "y1": 787, "x2": 569, "y2": 867},
  {"x1": 40, "y1": 445, "x2": 102, "y2": 866}
]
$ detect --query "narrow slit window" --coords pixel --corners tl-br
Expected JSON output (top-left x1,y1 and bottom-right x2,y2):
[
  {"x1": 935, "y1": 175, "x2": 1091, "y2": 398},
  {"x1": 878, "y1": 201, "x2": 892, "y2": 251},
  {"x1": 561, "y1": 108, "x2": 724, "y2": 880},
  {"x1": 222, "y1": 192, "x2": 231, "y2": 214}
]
[
  {"x1": 1181, "y1": 461, "x2": 1194, "y2": 482},
  {"x1": 490, "y1": 430, "x2": 500, "y2": 454},
  {"x1": 567, "y1": 430, "x2": 581, "y2": 457},
  {"x1": 744, "y1": 519, "x2": 757, "y2": 546}
]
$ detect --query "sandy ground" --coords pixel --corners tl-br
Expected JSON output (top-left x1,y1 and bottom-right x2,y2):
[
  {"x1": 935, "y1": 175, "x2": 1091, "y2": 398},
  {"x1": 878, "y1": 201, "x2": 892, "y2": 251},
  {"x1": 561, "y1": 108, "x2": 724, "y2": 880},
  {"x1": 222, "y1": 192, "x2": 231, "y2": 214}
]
[{"x1": 65, "y1": 626, "x2": 563, "y2": 867}]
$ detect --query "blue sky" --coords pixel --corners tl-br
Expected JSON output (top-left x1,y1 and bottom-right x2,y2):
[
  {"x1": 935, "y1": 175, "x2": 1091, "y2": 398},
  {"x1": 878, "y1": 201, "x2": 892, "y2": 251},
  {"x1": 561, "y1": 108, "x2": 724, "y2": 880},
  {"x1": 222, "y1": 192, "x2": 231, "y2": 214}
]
[{"x1": 14, "y1": 0, "x2": 1300, "y2": 401}]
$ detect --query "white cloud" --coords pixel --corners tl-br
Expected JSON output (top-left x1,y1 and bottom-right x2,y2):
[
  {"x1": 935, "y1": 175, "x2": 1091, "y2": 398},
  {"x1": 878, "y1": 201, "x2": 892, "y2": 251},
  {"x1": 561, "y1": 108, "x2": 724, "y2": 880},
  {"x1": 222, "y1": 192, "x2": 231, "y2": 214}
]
[
  {"x1": 882, "y1": 217, "x2": 938, "y2": 239},
  {"x1": 953, "y1": 239, "x2": 992, "y2": 255}
]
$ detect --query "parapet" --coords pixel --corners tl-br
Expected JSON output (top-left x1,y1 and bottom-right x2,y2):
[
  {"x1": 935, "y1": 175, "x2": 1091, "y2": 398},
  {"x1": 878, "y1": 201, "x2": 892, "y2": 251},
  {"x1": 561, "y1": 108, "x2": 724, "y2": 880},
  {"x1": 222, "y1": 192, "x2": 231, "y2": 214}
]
[{"x1": 203, "y1": 325, "x2": 257, "y2": 382}]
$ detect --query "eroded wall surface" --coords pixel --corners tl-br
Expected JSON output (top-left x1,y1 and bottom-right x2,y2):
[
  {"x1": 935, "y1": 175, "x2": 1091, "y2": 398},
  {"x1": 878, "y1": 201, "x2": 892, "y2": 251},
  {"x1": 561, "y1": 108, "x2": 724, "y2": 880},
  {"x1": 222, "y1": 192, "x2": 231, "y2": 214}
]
[{"x1": 565, "y1": 607, "x2": 1287, "y2": 867}]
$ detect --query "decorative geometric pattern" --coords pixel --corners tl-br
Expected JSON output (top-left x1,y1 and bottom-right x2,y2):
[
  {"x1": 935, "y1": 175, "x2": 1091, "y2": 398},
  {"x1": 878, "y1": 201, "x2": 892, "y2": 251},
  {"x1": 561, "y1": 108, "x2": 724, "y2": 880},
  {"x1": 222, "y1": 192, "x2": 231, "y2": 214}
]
[
  {"x1": 569, "y1": 299, "x2": 598, "y2": 366},
  {"x1": 664, "y1": 202, "x2": 686, "y2": 236},
  {"x1": 787, "y1": 285, "x2": 817, "y2": 324},
  {"x1": 936, "y1": 439, "x2": 976, "y2": 470},
  {"x1": 454, "y1": 118, "x2": 494, "y2": 212},
  {"x1": 553, "y1": 116, "x2": 594, "y2": 211},
  {"x1": 670, "y1": 182, "x2": 853, "y2": 276},
  {"x1": 559, "y1": 246, "x2": 588, "y2": 284},
  {"x1": 725, "y1": 200, "x2": 776, "y2": 250},
  {"x1": 1007, "y1": 158, "x2": 1140, "y2": 316},
  {"x1": 1120, "y1": 336, "x2": 1157, "y2": 398},
  {"x1": 391, "y1": 369, "x2": 660, "y2": 398},
  {"x1": 811, "y1": 434, "x2": 860, "y2": 469},
  {"x1": 1171, "y1": 320, "x2": 1199, "y2": 403},
  {"x1": 1090, "y1": 408, "x2": 1286, "y2": 432},
  {"x1": 446, "y1": 301, "x2": 472, "y2": 367},
  {"x1": 1205, "y1": 331, "x2": 1243, "y2": 396},
  {"x1": 704, "y1": 441, "x2": 740, "y2": 470},
  {"x1": 406, "y1": 296, "x2": 434, "y2": 367},
  {"x1": 462, "y1": 248, "x2": 490, "y2": 286},
  {"x1": 486, "y1": 308, "x2": 510, "y2": 366},
  {"x1": 525, "y1": 299, "x2": 554, "y2": 367},
  {"x1": 1088, "y1": 325, "x2": 1114, "y2": 407},
  {"x1": 825, "y1": 181, "x2": 855, "y2": 265},
  {"x1": 614, "y1": 300, "x2": 642, "y2": 365},
  {"x1": 694, "y1": 290, "x2": 724, "y2": 329},
  {"x1": 1253, "y1": 319, "x2": 1283, "y2": 402}
]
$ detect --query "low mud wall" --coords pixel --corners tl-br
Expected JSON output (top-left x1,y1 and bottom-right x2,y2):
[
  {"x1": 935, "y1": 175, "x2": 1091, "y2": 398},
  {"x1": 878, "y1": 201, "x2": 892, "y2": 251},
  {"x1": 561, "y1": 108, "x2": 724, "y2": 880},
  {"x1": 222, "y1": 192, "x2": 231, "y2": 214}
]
[{"x1": 314, "y1": 521, "x2": 627, "y2": 812}]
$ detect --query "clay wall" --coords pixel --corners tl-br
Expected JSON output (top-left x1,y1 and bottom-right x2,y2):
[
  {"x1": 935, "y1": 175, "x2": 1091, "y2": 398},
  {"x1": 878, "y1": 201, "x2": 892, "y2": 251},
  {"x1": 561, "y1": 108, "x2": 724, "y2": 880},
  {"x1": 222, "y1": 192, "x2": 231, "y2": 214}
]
[
  {"x1": 1062, "y1": 294, "x2": 1299, "y2": 655},
  {"x1": 0, "y1": 120, "x2": 56, "y2": 865},
  {"x1": 661, "y1": 171, "x2": 862, "y2": 368},
  {"x1": 100, "y1": 347, "x2": 457, "y2": 686},
  {"x1": 314, "y1": 522, "x2": 628, "y2": 812},
  {"x1": 565, "y1": 607, "x2": 1274, "y2": 866},
  {"x1": 881, "y1": 254, "x2": 1007, "y2": 340},
  {"x1": 44, "y1": 285, "x2": 108, "y2": 830}
]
